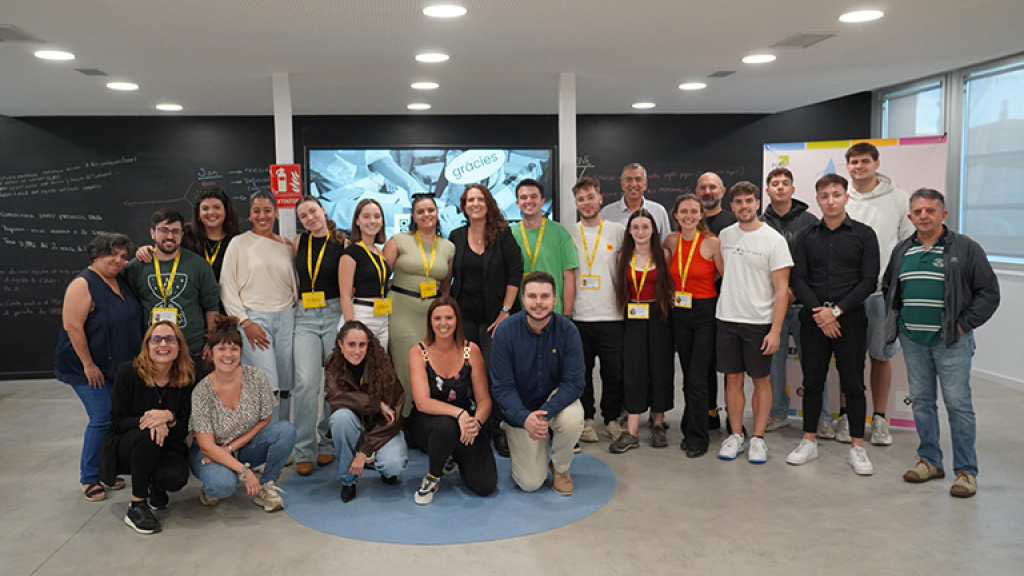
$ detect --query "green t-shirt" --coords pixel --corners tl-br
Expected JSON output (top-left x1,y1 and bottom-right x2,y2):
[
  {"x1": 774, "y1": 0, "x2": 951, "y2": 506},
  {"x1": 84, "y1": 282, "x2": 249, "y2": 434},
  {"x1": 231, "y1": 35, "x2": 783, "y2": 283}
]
[
  {"x1": 511, "y1": 218, "x2": 578, "y2": 313},
  {"x1": 897, "y1": 238, "x2": 945, "y2": 346}
]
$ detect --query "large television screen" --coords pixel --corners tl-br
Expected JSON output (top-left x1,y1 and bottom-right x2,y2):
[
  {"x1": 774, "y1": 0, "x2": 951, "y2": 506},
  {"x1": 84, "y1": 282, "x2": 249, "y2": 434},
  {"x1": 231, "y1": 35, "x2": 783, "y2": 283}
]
[{"x1": 305, "y1": 147, "x2": 556, "y2": 239}]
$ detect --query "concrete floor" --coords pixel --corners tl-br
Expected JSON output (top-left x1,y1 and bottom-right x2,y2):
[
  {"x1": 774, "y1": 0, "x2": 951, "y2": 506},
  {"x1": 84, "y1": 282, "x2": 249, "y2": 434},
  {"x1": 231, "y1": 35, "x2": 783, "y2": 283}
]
[{"x1": 2, "y1": 377, "x2": 1022, "y2": 576}]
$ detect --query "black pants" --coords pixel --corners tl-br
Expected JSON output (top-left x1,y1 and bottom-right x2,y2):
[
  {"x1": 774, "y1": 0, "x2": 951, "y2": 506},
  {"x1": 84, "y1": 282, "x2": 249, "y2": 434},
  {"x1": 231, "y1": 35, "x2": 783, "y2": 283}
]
[
  {"x1": 672, "y1": 298, "x2": 716, "y2": 449},
  {"x1": 465, "y1": 317, "x2": 505, "y2": 432},
  {"x1": 405, "y1": 410, "x2": 497, "y2": 496},
  {"x1": 799, "y1": 306, "x2": 868, "y2": 438},
  {"x1": 574, "y1": 320, "x2": 625, "y2": 424},
  {"x1": 623, "y1": 311, "x2": 675, "y2": 414},
  {"x1": 115, "y1": 428, "x2": 190, "y2": 500}
]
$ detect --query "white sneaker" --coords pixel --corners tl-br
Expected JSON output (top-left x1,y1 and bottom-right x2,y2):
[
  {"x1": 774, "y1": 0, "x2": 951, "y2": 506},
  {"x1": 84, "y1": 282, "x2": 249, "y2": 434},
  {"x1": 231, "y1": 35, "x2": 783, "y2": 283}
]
[
  {"x1": 848, "y1": 445, "x2": 874, "y2": 475},
  {"x1": 870, "y1": 415, "x2": 893, "y2": 446},
  {"x1": 747, "y1": 437, "x2": 768, "y2": 464},
  {"x1": 786, "y1": 438, "x2": 819, "y2": 465},
  {"x1": 580, "y1": 419, "x2": 599, "y2": 443},
  {"x1": 603, "y1": 419, "x2": 624, "y2": 441},
  {"x1": 718, "y1": 433, "x2": 745, "y2": 460},
  {"x1": 252, "y1": 480, "x2": 285, "y2": 512},
  {"x1": 835, "y1": 414, "x2": 852, "y2": 443},
  {"x1": 414, "y1": 474, "x2": 440, "y2": 505},
  {"x1": 765, "y1": 417, "x2": 790, "y2": 432},
  {"x1": 816, "y1": 419, "x2": 836, "y2": 440}
]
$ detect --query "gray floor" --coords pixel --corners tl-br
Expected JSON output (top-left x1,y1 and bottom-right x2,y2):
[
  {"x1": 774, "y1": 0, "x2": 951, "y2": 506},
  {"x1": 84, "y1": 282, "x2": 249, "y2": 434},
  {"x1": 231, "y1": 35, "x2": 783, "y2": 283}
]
[{"x1": 3, "y1": 377, "x2": 1022, "y2": 576}]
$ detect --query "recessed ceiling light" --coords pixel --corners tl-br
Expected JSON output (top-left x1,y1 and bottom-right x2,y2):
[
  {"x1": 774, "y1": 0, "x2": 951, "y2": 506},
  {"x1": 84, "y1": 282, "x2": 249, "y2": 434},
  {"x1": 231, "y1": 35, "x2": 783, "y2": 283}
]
[
  {"x1": 742, "y1": 54, "x2": 777, "y2": 64},
  {"x1": 34, "y1": 50, "x2": 75, "y2": 61},
  {"x1": 411, "y1": 82, "x2": 440, "y2": 90},
  {"x1": 632, "y1": 102, "x2": 656, "y2": 109},
  {"x1": 407, "y1": 103, "x2": 432, "y2": 111},
  {"x1": 839, "y1": 10, "x2": 884, "y2": 23},
  {"x1": 423, "y1": 5, "x2": 467, "y2": 18},
  {"x1": 156, "y1": 103, "x2": 183, "y2": 111},
  {"x1": 415, "y1": 53, "x2": 450, "y2": 63},
  {"x1": 678, "y1": 82, "x2": 707, "y2": 91},
  {"x1": 106, "y1": 81, "x2": 139, "y2": 91}
]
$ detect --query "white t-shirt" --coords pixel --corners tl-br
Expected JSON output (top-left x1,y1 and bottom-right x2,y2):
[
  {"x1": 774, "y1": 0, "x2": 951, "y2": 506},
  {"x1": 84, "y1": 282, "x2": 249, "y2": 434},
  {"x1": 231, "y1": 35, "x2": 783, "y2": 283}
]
[
  {"x1": 569, "y1": 220, "x2": 626, "y2": 322},
  {"x1": 716, "y1": 223, "x2": 793, "y2": 325}
]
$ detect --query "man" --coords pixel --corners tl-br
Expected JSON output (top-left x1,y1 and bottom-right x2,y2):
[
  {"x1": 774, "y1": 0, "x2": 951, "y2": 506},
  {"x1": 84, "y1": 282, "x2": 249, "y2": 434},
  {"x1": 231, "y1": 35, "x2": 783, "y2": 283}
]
[
  {"x1": 568, "y1": 177, "x2": 626, "y2": 443},
  {"x1": 600, "y1": 163, "x2": 673, "y2": 236},
  {"x1": 785, "y1": 174, "x2": 879, "y2": 475},
  {"x1": 715, "y1": 182, "x2": 792, "y2": 463},
  {"x1": 760, "y1": 168, "x2": 835, "y2": 436},
  {"x1": 490, "y1": 271, "x2": 586, "y2": 495},
  {"x1": 511, "y1": 179, "x2": 578, "y2": 314},
  {"x1": 844, "y1": 142, "x2": 914, "y2": 446},
  {"x1": 883, "y1": 189, "x2": 999, "y2": 498},
  {"x1": 125, "y1": 208, "x2": 220, "y2": 372}
]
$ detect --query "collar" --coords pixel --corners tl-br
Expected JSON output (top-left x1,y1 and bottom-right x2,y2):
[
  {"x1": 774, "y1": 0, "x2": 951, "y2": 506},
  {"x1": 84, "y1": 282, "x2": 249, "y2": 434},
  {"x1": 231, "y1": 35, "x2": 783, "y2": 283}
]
[{"x1": 816, "y1": 214, "x2": 853, "y2": 230}]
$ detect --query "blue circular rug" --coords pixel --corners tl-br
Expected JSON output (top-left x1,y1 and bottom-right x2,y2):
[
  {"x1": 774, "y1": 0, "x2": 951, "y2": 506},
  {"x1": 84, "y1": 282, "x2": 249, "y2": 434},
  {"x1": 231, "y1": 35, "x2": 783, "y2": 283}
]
[{"x1": 282, "y1": 450, "x2": 616, "y2": 544}]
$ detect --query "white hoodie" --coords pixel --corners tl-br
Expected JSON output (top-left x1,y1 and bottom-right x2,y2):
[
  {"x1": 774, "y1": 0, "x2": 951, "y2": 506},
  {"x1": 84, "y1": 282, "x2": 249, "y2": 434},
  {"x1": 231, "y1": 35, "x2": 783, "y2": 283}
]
[{"x1": 847, "y1": 172, "x2": 914, "y2": 292}]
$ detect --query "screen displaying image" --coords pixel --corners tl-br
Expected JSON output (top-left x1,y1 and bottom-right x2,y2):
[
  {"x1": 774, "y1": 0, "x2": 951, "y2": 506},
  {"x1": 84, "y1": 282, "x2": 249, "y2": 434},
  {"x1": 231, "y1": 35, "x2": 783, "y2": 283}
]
[{"x1": 306, "y1": 147, "x2": 556, "y2": 239}]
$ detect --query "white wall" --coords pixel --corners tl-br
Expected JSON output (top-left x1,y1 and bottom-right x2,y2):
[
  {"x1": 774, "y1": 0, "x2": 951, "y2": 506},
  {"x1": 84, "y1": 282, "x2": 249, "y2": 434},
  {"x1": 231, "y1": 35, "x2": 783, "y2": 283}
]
[{"x1": 972, "y1": 268, "x2": 1024, "y2": 391}]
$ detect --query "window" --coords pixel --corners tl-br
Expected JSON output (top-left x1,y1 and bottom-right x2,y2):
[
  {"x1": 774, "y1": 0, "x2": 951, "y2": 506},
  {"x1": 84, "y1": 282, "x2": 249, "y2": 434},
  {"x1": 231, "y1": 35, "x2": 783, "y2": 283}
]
[{"x1": 881, "y1": 82, "x2": 944, "y2": 138}]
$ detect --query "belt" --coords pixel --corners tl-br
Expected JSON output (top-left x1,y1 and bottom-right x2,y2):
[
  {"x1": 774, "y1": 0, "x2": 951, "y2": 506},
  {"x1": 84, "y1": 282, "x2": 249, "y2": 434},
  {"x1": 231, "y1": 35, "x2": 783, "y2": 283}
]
[
  {"x1": 390, "y1": 285, "x2": 438, "y2": 299},
  {"x1": 353, "y1": 298, "x2": 375, "y2": 308}
]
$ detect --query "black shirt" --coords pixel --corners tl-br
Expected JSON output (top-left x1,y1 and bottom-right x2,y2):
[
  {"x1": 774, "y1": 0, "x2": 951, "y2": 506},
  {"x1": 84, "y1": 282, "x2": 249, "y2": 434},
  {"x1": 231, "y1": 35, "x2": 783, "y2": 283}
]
[
  {"x1": 457, "y1": 248, "x2": 487, "y2": 322},
  {"x1": 296, "y1": 233, "x2": 345, "y2": 299},
  {"x1": 343, "y1": 242, "x2": 392, "y2": 299},
  {"x1": 705, "y1": 210, "x2": 737, "y2": 236},
  {"x1": 790, "y1": 215, "x2": 880, "y2": 314}
]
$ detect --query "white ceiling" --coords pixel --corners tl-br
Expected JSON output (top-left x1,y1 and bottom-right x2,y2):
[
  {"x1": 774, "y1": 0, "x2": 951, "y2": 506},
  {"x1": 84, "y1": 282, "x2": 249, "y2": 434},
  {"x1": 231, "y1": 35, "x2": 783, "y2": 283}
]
[{"x1": 2, "y1": 1, "x2": 1022, "y2": 117}]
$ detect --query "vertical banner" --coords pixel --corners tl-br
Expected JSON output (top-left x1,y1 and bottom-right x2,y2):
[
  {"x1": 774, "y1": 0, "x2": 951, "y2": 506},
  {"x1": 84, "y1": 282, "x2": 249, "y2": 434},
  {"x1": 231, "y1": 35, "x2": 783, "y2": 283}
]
[{"x1": 270, "y1": 163, "x2": 302, "y2": 209}]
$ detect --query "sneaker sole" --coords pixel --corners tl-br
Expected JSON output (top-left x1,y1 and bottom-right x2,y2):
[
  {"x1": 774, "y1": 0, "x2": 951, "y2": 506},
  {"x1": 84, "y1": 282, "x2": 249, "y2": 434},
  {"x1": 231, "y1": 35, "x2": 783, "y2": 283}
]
[
  {"x1": 870, "y1": 436, "x2": 893, "y2": 446},
  {"x1": 553, "y1": 486, "x2": 574, "y2": 496},
  {"x1": 850, "y1": 465, "x2": 874, "y2": 476},
  {"x1": 124, "y1": 515, "x2": 159, "y2": 535},
  {"x1": 609, "y1": 443, "x2": 638, "y2": 454},
  {"x1": 718, "y1": 451, "x2": 744, "y2": 460},
  {"x1": 254, "y1": 499, "x2": 283, "y2": 512},
  {"x1": 786, "y1": 454, "x2": 817, "y2": 466},
  {"x1": 748, "y1": 455, "x2": 767, "y2": 464},
  {"x1": 414, "y1": 493, "x2": 435, "y2": 505},
  {"x1": 903, "y1": 471, "x2": 946, "y2": 483}
]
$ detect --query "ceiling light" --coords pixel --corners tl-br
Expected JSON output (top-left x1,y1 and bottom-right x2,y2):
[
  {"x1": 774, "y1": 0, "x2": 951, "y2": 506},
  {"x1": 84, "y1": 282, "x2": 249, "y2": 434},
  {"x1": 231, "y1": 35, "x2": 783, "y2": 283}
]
[
  {"x1": 678, "y1": 82, "x2": 707, "y2": 91},
  {"x1": 415, "y1": 53, "x2": 450, "y2": 63},
  {"x1": 839, "y1": 10, "x2": 884, "y2": 23},
  {"x1": 407, "y1": 103, "x2": 432, "y2": 111},
  {"x1": 742, "y1": 54, "x2": 777, "y2": 64},
  {"x1": 423, "y1": 5, "x2": 467, "y2": 18},
  {"x1": 632, "y1": 102, "x2": 656, "y2": 109},
  {"x1": 106, "y1": 81, "x2": 139, "y2": 91},
  {"x1": 156, "y1": 103, "x2": 183, "y2": 111},
  {"x1": 411, "y1": 82, "x2": 439, "y2": 90},
  {"x1": 34, "y1": 50, "x2": 75, "y2": 61}
]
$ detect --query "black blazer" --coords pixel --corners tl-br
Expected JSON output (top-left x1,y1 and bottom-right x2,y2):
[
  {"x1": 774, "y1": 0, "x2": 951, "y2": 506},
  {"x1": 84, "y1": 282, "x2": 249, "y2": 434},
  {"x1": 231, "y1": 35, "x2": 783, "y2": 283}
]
[{"x1": 449, "y1": 225, "x2": 523, "y2": 324}]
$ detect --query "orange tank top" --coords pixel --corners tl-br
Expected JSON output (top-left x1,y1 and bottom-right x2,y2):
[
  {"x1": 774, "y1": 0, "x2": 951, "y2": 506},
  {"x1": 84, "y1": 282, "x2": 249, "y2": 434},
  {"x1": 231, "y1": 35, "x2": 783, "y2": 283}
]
[{"x1": 669, "y1": 233, "x2": 717, "y2": 299}]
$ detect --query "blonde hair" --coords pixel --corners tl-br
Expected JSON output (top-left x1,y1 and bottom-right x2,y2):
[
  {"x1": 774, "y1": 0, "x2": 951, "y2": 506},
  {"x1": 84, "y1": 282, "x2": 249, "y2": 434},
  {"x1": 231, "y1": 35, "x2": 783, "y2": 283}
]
[{"x1": 132, "y1": 321, "x2": 195, "y2": 388}]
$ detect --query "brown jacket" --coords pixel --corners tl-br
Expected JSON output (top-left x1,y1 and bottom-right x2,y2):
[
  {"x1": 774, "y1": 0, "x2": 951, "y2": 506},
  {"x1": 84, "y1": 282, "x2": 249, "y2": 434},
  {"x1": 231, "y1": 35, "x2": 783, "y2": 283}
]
[{"x1": 323, "y1": 357, "x2": 405, "y2": 456}]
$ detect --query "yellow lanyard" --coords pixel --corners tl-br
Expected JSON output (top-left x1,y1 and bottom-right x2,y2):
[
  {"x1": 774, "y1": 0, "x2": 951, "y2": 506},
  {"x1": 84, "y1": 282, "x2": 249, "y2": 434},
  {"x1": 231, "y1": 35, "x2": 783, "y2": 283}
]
[
  {"x1": 153, "y1": 253, "x2": 180, "y2": 304},
  {"x1": 415, "y1": 232, "x2": 438, "y2": 278},
  {"x1": 358, "y1": 241, "x2": 387, "y2": 297},
  {"x1": 630, "y1": 253, "x2": 651, "y2": 300},
  {"x1": 520, "y1": 218, "x2": 546, "y2": 271},
  {"x1": 676, "y1": 232, "x2": 700, "y2": 292},
  {"x1": 580, "y1": 220, "x2": 603, "y2": 274},
  {"x1": 307, "y1": 234, "x2": 329, "y2": 290},
  {"x1": 204, "y1": 240, "x2": 221, "y2": 267}
]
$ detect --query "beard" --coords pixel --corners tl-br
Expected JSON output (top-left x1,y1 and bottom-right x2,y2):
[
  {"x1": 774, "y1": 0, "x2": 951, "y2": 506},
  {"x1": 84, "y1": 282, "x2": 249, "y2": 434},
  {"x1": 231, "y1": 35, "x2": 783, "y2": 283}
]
[{"x1": 700, "y1": 197, "x2": 720, "y2": 210}]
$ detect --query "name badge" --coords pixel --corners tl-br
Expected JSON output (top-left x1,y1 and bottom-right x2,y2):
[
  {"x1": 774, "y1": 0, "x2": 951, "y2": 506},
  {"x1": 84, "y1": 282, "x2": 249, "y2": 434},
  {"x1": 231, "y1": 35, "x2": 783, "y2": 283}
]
[
  {"x1": 419, "y1": 280, "x2": 438, "y2": 299},
  {"x1": 151, "y1": 307, "x2": 178, "y2": 324},
  {"x1": 301, "y1": 291, "x2": 326, "y2": 309},
  {"x1": 579, "y1": 275, "x2": 601, "y2": 290},
  {"x1": 627, "y1": 303, "x2": 650, "y2": 320},
  {"x1": 674, "y1": 291, "x2": 693, "y2": 309},
  {"x1": 373, "y1": 298, "x2": 393, "y2": 316}
]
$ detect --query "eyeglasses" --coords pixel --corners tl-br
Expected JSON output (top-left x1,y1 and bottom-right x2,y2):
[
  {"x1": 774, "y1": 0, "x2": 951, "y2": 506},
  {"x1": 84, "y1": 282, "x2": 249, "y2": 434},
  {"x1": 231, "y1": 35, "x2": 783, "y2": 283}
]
[
  {"x1": 154, "y1": 227, "x2": 184, "y2": 237},
  {"x1": 150, "y1": 335, "x2": 179, "y2": 344}
]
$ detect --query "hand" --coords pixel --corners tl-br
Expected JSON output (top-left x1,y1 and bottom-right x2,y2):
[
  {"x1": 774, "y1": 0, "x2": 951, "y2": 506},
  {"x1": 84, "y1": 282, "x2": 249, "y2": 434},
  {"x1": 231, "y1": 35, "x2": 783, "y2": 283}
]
[
  {"x1": 349, "y1": 451, "x2": 367, "y2": 476},
  {"x1": 139, "y1": 409, "x2": 174, "y2": 430},
  {"x1": 243, "y1": 468, "x2": 261, "y2": 496},
  {"x1": 243, "y1": 322, "x2": 270, "y2": 351},
  {"x1": 136, "y1": 245, "x2": 154, "y2": 263},
  {"x1": 787, "y1": 289, "x2": 797, "y2": 306},
  {"x1": 83, "y1": 363, "x2": 104, "y2": 388},
  {"x1": 149, "y1": 423, "x2": 169, "y2": 447},
  {"x1": 486, "y1": 311, "x2": 510, "y2": 336},
  {"x1": 760, "y1": 330, "x2": 781, "y2": 355},
  {"x1": 811, "y1": 306, "x2": 842, "y2": 339},
  {"x1": 457, "y1": 411, "x2": 479, "y2": 445},
  {"x1": 524, "y1": 410, "x2": 549, "y2": 441},
  {"x1": 380, "y1": 402, "x2": 395, "y2": 426}
]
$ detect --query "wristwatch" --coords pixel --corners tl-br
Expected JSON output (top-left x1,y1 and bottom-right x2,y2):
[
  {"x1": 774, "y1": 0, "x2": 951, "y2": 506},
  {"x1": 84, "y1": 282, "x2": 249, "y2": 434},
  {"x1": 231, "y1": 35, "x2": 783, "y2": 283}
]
[
  {"x1": 501, "y1": 305, "x2": 511, "y2": 313},
  {"x1": 831, "y1": 306, "x2": 842, "y2": 317}
]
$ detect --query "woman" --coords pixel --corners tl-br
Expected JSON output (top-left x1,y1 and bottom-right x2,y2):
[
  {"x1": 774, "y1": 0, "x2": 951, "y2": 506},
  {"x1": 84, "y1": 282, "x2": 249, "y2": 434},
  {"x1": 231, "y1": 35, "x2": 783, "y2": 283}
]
[
  {"x1": 189, "y1": 314, "x2": 296, "y2": 512},
  {"x1": 324, "y1": 321, "x2": 408, "y2": 502},
  {"x1": 663, "y1": 194, "x2": 723, "y2": 458},
  {"x1": 384, "y1": 194, "x2": 455, "y2": 415},
  {"x1": 220, "y1": 190, "x2": 297, "y2": 420},
  {"x1": 609, "y1": 209, "x2": 675, "y2": 454},
  {"x1": 406, "y1": 297, "x2": 497, "y2": 505},
  {"x1": 55, "y1": 232, "x2": 142, "y2": 501},
  {"x1": 339, "y1": 198, "x2": 392, "y2": 348},
  {"x1": 292, "y1": 195, "x2": 347, "y2": 475},
  {"x1": 101, "y1": 322, "x2": 194, "y2": 534}
]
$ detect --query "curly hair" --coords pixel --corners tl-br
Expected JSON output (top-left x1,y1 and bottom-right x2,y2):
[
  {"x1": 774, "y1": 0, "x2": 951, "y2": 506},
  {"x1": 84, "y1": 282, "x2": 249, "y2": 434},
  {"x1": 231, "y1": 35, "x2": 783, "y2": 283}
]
[
  {"x1": 132, "y1": 321, "x2": 194, "y2": 388},
  {"x1": 613, "y1": 209, "x2": 674, "y2": 320},
  {"x1": 324, "y1": 321, "x2": 399, "y2": 406},
  {"x1": 184, "y1": 187, "x2": 241, "y2": 253},
  {"x1": 460, "y1": 184, "x2": 507, "y2": 246}
]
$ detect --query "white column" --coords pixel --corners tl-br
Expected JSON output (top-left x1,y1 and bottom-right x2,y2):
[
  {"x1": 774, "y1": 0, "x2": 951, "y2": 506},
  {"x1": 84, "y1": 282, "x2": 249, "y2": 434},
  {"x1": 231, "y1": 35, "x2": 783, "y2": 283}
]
[
  {"x1": 557, "y1": 72, "x2": 577, "y2": 224},
  {"x1": 272, "y1": 73, "x2": 296, "y2": 239}
]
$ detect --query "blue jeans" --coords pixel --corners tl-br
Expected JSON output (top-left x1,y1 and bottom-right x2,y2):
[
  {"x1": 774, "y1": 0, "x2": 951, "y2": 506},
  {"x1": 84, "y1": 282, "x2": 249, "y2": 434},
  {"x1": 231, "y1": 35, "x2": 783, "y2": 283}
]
[
  {"x1": 242, "y1": 307, "x2": 295, "y2": 420},
  {"x1": 292, "y1": 299, "x2": 341, "y2": 461},
  {"x1": 70, "y1": 382, "x2": 112, "y2": 484},
  {"x1": 770, "y1": 306, "x2": 831, "y2": 422},
  {"x1": 900, "y1": 332, "x2": 978, "y2": 476},
  {"x1": 328, "y1": 408, "x2": 408, "y2": 486},
  {"x1": 189, "y1": 421, "x2": 297, "y2": 498}
]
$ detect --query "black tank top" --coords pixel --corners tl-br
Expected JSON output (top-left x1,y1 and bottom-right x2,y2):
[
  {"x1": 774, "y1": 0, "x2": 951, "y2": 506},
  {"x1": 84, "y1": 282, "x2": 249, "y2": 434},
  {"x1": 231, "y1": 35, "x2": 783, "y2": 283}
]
[{"x1": 418, "y1": 342, "x2": 476, "y2": 412}]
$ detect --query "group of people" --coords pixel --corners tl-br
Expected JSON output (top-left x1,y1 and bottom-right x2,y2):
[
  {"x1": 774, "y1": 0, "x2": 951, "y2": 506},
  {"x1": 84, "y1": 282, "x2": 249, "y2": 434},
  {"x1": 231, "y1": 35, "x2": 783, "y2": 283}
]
[{"x1": 53, "y1": 143, "x2": 1001, "y2": 535}]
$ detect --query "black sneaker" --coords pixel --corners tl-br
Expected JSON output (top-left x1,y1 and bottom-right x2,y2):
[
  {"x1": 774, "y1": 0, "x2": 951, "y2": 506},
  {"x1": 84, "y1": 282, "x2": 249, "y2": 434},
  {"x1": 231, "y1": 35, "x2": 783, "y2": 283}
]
[
  {"x1": 573, "y1": 442, "x2": 582, "y2": 454},
  {"x1": 493, "y1": 429, "x2": 510, "y2": 458},
  {"x1": 442, "y1": 456, "x2": 457, "y2": 476},
  {"x1": 124, "y1": 502, "x2": 161, "y2": 534},
  {"x1": 609, "y1": 432, "x2": 640, "y2": 454},
  {"x1": 148, "y1": 487, "x2": 169, "y2": 511},
  {"x1": 650, "y1": 426, "x2": 668, "y2": 448}
]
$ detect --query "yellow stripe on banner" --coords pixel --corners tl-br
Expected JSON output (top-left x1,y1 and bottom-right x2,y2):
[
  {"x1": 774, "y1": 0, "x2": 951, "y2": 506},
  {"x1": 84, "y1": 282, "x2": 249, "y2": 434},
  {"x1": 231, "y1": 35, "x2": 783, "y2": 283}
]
[
  {"x1": 805, "y1": 140, "x2": 852, "y2": 150},
  {"x1": 852, "y1": 138, "x2": 899, "y2": 147}
]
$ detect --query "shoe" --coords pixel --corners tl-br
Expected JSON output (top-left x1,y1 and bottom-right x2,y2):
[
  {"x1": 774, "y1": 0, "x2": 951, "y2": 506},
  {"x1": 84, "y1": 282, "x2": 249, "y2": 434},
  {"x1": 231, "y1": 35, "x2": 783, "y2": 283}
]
[
  {"x1": 950, "y1": 471, "x2": 977, "y2": 498},
  {"x1": 686, "y1": 445, "x2": 708, "y2": 458},
  {"x1": 870, "y1": 415, "x2": 893, "y2": 446},
  {"x1": 650, "y1": 425, "x2": 667, "y2": 448},
  {"x1": 340, "y1": 483, "x2": 357, "y2": 503},
  {"x1": 442, "y1": 456, "x2": 457, "y2": 476},
  {"x1": 549, "y1": 461, "x2": 574, "y2": 496},
  {"x1": 199, "y1": 489, "x2": 220, "y2": 507},
  {"x1": 609, "y1": 432, "x2": 639, "y2": 454},
  {"x1": 296, "y1": 462, "x2": 314, "y2": 476},
  {"x1": 786, "y1": 438, "x2": 819, "y2": 465},
  {"x1": 708, "y1": 409, "x2": 721, "y2": 430},
  {"x1": 603, "y1": 419, "x2": 624, "y2": 441},
  {"x1": 848, "y1": 446, "x2": 874, "y2": 475},
  {"x1": 124, "y1": 502, "x2": 161, "y2": 535},
  {"x1": 317, "y1": 453, "x2": 335, "y2": 466},
  {"x1": 252, "y1": 480, "x2": 285, "y2": 512},
  {"x1": 380, "y1": 474, "x2": 398, "y2": 485},
  {"x1": 648, "y1": 412, "x2": 668, "y2": 430},
  {"x1": 493, "y1": 429, "x2": 510, "y2": 458},
  {"x1": 148, "y1": 486, "x2": 169, "y2": 511},
  {"x1": 903, "y1": 457, "x2": 946, "y2": 483},
  {"x1": 835, "y1": 414, "x2": 852, "y2": 443},
  {"x1": 414, "y1": 474, "x2": 440, "y2": 505},
  {"x1": 573, "y1": 442, "x2": 582, "y2": 454},
  {"x1": 718, "y1": 433, "x2": 745, "y2": 460},
  {"x1": 102, "y1": 477, "x2": 126, "y2": 491},
  {"x1": 765, "y1": 416, "x2": 791, "y2": 432},
  {"x1": 816, "y1": 419, "x2": 837, "y2": 440},
  {"x1": 748, "y1": 437, "x2": 768, "y2": 464},
  {"x1": 580, "y1": 419, "x2": 599, "y2": 443},
  {"x1": 81, "y1": 481, "x2": 108, "y2": 502}
]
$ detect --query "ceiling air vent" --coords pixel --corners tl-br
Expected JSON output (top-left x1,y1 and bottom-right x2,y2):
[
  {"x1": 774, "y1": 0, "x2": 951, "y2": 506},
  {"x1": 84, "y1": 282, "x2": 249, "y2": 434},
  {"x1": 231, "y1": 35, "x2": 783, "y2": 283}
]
[
  {"x1": 771, "y1": 32, "x2": 836, "y2": 49},
  {"x1": 0, "y1": 24, "x2": 44, "y2": 43},
  {"x1": 75, "y1": 68, "x2": 108, "y2": 76},
  {"x1": 708, "y1": 71, "x2": 735, "y2": 78}
]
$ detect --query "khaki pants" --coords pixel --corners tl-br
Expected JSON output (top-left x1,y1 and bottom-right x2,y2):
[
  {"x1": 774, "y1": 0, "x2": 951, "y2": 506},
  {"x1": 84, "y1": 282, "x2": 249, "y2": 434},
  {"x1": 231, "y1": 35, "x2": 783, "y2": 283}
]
[{"x1": 501, "y1": 399, "x2": 584, "y2": 492}]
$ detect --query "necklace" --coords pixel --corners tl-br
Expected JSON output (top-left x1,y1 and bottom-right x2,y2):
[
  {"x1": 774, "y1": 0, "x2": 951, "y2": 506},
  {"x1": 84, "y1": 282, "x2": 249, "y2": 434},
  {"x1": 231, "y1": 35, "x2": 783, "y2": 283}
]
[{"x1": 154, "y1": 383, "x2": 169, "y2": 406}]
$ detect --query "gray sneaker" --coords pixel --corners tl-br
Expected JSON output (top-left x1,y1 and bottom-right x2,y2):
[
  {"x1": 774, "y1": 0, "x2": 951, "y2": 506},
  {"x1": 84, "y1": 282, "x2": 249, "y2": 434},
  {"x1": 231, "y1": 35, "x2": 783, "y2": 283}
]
[
  {"x1": 252, "y1": 480, "x2": 285, "y2": 512},
  {"x1": 835, "y1": 414, "x2": 852, "y2": 443},
  {"x1": 870, "y1": 415, "x2": 893, "y2": 446},
  {"x1": 765, "y1": 416, "x2": 791, "y2": 432},
  {"x1": 650, "y1": 426, "x2": 668, "y2": 448},
  {"x1": 603, "y1": 419, "x2": 625, "y2": 441},
  {"x1": 580, "y1": 419, "x2": 599, "y2": 443},
  {"x1": 609, "y1": 432, "x2": 640, "y2": 454},
  {"x1": 816, "y1": 419, "x2": 837, "y2": 440}
]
